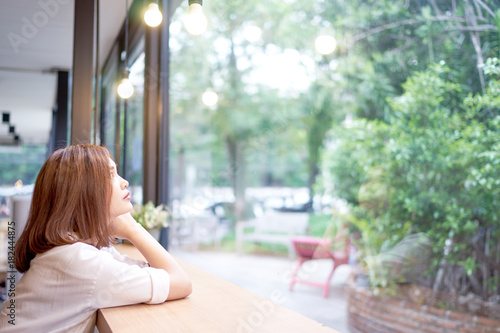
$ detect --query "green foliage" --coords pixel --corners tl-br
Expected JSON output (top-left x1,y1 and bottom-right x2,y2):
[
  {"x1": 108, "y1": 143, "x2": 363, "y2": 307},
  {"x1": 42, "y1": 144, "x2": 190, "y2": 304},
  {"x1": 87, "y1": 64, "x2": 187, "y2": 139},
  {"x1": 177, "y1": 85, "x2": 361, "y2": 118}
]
[
  {"x1": 365, "y1": 233, "x2": 432, "y2": 296},
  {"x1": 169, "y1": 0, "x2": 500, "y2": 221},
  {"x1": 300, "y1": 80, "x2": 344, "y2": 197},
  {"x1": 131, "y1": 201, "x2": 170, "y2": 230},
  {"x1": 170, "y1": 0, "x2": 315, "y2": 210},
  {"x1": 166, "y1": 1, "x2": 500, "y2": 302},
  {"x1": 319, "y1": 119, "x2": 389, "y2": 205},
  {"x1": 321, "y1": 60, "x2": 500, "y2": 298},
  {"x1": 0, "y1": 145, "x2": 46, "y2": 186},
  {"x1": 307, "y1": 213, "x2": 333, "y2": 237},
  {"x1": 465, "y1": 58, "x2": 500, "y2": 121}
]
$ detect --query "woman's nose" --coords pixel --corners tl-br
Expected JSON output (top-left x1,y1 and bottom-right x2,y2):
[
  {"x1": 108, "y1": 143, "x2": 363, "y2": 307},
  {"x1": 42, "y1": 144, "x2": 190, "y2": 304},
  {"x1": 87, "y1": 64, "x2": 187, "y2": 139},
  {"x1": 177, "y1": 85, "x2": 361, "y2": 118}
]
[{"x1": 121, "y1": 177, "x2": 129, "y2": 189}]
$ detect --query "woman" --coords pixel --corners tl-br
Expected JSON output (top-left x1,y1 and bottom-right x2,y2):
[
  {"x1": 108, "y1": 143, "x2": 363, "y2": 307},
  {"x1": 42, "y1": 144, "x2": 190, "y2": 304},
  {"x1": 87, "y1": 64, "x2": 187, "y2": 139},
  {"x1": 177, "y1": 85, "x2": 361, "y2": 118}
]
[{"x1": 0, "y1": 145, "x2": 192, "y2": 332}]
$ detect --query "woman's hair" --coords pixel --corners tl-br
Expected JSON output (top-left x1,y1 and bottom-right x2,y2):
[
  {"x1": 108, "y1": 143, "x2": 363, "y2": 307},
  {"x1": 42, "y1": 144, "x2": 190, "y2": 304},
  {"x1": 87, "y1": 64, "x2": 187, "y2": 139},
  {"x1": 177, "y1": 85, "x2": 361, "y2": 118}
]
[{"x1": 15, "y1": 144, "x2": 116, "y2": 273}]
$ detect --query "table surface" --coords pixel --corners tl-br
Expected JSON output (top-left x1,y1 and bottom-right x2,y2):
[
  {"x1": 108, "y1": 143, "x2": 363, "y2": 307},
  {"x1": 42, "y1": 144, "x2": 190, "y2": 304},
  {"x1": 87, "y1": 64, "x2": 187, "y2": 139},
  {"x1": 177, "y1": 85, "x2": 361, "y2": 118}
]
[{"x1": 96, "y1": 244, "x2": 339, "y2": 333}]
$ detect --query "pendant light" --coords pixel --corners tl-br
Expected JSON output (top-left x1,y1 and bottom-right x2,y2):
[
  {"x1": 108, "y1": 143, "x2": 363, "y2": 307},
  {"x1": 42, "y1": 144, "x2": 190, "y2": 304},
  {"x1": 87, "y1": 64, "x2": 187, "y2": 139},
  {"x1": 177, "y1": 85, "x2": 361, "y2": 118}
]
[
  {"x1": 144, "y1": 1, "x2": 163, "y2": 27},
  {"x1": 315, "y1": 35, "x2": 337, "y2": 55},
  {"x1": 117, "y1": 70, "x2": 134, "y2": 99},
  {"x1": 185, "y1": 0, "x2": 207, "y2": 35}
]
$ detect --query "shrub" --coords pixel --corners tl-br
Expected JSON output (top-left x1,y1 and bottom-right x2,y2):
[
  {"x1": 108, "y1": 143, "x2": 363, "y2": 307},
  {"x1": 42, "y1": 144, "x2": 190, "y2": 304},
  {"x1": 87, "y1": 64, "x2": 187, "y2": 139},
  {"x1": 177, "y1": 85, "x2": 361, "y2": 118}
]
[{"x1": 321, "y1": 61, "x2": 500, "y2": 300}]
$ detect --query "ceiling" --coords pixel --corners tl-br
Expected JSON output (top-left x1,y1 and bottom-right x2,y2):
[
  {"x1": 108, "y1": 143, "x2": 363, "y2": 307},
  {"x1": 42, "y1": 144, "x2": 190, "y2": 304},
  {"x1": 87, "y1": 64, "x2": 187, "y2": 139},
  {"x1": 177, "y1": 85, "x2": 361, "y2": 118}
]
[{"x1": 0, "y1": 0, "x2": 131, "y2": 146}]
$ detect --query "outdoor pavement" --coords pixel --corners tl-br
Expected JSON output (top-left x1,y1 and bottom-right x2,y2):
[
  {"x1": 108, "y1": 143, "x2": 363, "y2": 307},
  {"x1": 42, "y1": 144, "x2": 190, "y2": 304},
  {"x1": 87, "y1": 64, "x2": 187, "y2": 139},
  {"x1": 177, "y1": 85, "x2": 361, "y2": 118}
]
[{"x1": 171, "y1": 248, "x2": 352, "y2": 333}]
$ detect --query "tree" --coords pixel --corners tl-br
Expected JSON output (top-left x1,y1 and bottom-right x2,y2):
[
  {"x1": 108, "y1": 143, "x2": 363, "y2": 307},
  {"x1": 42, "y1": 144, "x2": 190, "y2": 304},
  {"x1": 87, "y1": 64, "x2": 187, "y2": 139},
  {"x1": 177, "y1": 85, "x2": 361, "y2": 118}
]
[
  {"x1": 323, "y1": 61, "x2": 500, "y2": 299},
  {"x1": 170, "y1": 0, "x2": 348, "y2": 218},
  {"x1": 0, "y1": 145, "x2": 46, "y2": 186},
  {"x1": 315, "y1": 0, "x2": 500, "y2": 120}
]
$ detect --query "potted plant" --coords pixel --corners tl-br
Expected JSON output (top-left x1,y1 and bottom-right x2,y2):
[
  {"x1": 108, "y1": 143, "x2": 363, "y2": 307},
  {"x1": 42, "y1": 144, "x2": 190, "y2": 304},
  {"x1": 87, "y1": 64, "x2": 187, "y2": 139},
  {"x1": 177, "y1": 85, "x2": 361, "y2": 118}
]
[{"x1": 130, "y1": 201, "x2": 169, "y2": 241}]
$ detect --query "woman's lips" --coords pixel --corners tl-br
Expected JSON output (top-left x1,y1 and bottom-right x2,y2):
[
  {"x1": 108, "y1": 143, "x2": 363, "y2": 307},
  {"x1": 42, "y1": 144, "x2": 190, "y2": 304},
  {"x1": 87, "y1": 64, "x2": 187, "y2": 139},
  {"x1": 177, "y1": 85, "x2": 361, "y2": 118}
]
[{"x1": 124, "y1": 192, "x2": 131, "y2": 200}]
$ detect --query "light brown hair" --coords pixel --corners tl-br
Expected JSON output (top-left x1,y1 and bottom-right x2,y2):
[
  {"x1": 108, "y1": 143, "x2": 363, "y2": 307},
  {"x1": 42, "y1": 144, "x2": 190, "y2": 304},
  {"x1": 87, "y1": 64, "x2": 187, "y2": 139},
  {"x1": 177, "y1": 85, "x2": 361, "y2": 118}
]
[{"x1": 15, "y1": 144, "x2": 116, "y2": 273}]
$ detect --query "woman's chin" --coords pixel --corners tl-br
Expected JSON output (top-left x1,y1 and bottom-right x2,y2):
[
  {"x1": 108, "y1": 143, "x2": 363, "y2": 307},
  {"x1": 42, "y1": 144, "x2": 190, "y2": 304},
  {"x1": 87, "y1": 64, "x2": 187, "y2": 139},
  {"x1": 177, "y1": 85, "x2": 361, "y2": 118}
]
[
  {"x1": 123, "y1": 202, "x2": 133, "y2": 213},
  {"x1": 110, "y1": 204, "x2": 133, "y2": 219}
]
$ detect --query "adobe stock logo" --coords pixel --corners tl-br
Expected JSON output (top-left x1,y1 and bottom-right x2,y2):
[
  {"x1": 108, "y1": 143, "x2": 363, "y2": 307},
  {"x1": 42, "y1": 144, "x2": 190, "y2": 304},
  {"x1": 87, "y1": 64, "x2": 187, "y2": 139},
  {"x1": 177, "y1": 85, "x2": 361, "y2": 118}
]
[{"x1": 7, "y1": 0, "x2": 71, "y2": 54}]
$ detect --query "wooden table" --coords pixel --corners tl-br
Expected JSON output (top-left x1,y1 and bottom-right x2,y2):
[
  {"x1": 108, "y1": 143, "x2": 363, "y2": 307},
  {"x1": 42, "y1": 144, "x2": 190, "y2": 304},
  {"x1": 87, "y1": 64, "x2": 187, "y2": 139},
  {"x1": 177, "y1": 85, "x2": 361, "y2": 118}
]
[{"x1": 97, "y1": 244, "x2": 339, "y2": 333}]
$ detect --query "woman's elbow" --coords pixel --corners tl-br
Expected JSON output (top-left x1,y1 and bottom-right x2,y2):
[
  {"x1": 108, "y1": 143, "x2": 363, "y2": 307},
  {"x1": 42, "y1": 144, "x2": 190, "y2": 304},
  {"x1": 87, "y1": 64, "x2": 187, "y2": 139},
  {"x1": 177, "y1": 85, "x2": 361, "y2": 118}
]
[
  {"x1": 184, "y1": 279, "x2": 193, "y2": 297},
  {"x1": 179, "y1": 277, "x2": 193, "y2": 298},
  {"x1": 168, "y1": 276, "x2": 193, "y2": 300}
]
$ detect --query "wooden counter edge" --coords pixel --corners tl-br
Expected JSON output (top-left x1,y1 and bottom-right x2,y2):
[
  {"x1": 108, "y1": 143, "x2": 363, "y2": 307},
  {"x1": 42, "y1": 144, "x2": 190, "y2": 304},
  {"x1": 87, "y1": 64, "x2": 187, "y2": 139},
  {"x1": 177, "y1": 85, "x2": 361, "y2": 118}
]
[{"x1": 96, "y1": 244, "x2": 340, "y2": 333}]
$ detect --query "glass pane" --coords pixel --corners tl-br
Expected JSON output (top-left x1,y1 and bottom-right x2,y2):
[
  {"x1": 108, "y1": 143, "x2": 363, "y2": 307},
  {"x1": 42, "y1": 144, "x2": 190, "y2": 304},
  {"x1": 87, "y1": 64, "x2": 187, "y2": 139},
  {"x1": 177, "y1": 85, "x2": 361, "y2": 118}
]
[
  {"x1": 166, "y1": 2, "x2": 500, "y2": 332},
  {"x1": 101, "y1": 83, "x2": 117, "y2": 159},
  {"x1": 124, "y1": 52, "x2": 145, "y2": 205}
]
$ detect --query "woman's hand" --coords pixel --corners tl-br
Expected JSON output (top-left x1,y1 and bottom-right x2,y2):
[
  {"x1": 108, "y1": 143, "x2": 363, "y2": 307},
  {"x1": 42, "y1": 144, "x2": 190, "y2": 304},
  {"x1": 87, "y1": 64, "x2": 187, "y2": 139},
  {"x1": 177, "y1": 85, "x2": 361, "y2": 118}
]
[{"x1": 111, "y1": 213, "x2": 141, "y2": 240}]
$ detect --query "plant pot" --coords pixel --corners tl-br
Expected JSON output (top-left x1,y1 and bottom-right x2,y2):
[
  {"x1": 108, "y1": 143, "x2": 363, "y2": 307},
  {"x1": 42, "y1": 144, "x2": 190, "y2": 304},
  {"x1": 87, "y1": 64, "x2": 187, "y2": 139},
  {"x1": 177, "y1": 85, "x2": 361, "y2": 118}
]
[
  {"x1": 354, "y1": 273, "x2": 371, "y2": 287},
  {"x1": 147, "y1": 227, "x2": 161, "y2": 242},
  {"x1": 346, "y1": 281, "x2": 500, "y2": 333}
]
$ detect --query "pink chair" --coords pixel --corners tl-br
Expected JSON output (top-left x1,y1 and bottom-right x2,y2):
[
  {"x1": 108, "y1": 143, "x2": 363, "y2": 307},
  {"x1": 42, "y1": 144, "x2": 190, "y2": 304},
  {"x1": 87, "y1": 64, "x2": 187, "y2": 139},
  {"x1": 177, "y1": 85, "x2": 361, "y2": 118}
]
[{"x1": 289, "y1": 235, "x2": 350, "y2": 298}]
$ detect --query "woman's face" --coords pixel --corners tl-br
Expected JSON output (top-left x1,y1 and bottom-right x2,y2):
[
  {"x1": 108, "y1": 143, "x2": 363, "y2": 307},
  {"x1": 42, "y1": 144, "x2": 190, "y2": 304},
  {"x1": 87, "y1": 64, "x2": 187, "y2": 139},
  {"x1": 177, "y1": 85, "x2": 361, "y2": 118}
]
[{"x1": 109, "y1": 159, "x2": 132, "y2": 219}]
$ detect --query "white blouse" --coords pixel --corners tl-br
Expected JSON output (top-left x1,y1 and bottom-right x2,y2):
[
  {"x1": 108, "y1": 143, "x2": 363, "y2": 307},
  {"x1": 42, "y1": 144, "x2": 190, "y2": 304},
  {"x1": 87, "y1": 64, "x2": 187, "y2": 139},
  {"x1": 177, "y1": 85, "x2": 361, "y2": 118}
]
[{"x1": 0, "y1": 242, "x2": 170, "y2": 332}]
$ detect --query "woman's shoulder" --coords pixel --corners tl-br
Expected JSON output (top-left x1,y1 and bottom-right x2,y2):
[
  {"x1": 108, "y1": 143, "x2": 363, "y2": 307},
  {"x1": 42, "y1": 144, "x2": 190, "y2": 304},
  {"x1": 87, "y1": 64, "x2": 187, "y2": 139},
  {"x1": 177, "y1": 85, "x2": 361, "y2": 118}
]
[
  {"x1": 38, "y1": 242, "x2": 98, "y2": 255},
  {"x1": 33, "y1": 242, "x2": 113, "y2": 267}
]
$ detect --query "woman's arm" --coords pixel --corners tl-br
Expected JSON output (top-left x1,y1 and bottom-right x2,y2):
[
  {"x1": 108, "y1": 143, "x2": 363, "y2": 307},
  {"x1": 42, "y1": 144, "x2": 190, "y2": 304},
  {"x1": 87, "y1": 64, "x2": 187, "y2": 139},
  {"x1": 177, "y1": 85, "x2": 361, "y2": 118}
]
[{"x1": 111, "y1": 213, "x2": 192, "y2": 300}]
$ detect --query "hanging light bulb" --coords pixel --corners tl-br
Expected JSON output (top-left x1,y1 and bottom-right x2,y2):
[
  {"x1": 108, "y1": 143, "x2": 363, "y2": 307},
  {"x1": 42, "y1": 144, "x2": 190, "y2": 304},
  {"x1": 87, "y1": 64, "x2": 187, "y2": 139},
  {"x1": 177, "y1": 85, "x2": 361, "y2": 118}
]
[
  {"x1": 144, "y1": 3, "x2": 163, "y2": 27},
  {"x1": 117, "y1": 78, "x2": 134, "y2": 99},
  {"x1": 202, "y1": 89, "x2": 218, "y2": 107},
  {"x1": 185, "y1": 0, "x2": 207, "y2": 35},
  {"x1": 243, "y1": 25, "x2": 262, "y2": 43},
  {"x1": 315, "y1": 35, "x2": 337, "y2": 55},
  {"x1": 118, "y1": 0, "x2": 133, "y2": 99},
  {"x1": 117, "y1": 70, "x2": 134, "y2": 99}
]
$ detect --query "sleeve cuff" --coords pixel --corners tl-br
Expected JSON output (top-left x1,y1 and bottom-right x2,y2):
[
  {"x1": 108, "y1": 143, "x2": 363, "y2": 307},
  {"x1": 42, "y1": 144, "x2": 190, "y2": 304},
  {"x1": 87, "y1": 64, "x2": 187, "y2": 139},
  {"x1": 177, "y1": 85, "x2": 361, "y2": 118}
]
[{"x1": 143, "y1": 267, "x2": 170, "y2": 304}]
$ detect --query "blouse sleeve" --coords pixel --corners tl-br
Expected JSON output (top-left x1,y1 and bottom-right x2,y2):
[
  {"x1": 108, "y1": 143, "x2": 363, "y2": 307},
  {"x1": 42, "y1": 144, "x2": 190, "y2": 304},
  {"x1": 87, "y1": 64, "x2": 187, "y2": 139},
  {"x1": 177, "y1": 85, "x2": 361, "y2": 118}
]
[
  {"x1": 102, "y1": 245, "x2": 149, "y2": 267},
  {"x1": 83, "y1": 245, "x2": 170, "y2": 309}
]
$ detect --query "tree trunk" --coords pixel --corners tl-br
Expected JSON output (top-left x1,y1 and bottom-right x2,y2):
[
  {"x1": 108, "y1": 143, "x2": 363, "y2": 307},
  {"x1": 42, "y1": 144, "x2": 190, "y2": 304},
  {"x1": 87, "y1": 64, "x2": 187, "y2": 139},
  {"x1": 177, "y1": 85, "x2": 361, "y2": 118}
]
[
  {"x1": 465, "y1": 0, "x2": 486, "y2": 92},
  {"x1": 226, "y1": 135, "x2": 245, "y2": 222},
  {"x1": 307, "y1": 161, "x2": 319, "y2": 209},
  {"x1": 496, "y1": 241, "x2": 500, "y2": 295},
  {"x1": 482, "y1": 228, "x2": 491, "y2": 300}
]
